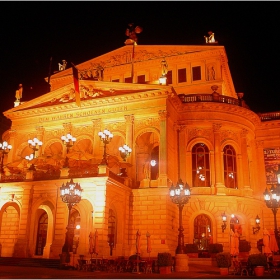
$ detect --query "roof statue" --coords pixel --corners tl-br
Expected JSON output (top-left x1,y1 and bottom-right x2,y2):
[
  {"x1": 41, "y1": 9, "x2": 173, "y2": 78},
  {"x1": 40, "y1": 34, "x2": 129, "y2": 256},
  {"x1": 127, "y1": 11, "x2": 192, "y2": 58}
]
[
  {"x1": 125, "y1": 23, "x2": 143, "y2": 45},
  {"x1": 204, "y1": 31, "x2": 217, "y2": 44},
  {"x1": 58, "y1": 60, "x2": 67, "y2": 71},
  {"x1": 15, "y1": 84, "x2": 23, "y2": 102}
]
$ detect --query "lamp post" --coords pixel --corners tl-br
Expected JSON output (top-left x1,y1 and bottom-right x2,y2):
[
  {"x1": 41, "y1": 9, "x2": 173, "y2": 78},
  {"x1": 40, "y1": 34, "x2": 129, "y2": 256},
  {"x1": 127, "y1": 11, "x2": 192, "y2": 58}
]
[
  {"x1": 60, "y1": 178, "x2": 82, "y2": 254},
  {"x1": 25, "y1": 137, "x2": 43, "y2": 170},
  {"x1": 169, "y1": 179, "x2": 191, "y2": 254},
  {"x1": 61, "y1": 133, "x2": 76, "y2": 168},
  {"x1": 0, "y1": 141, "x2": 12, "y2": 174},
  {"x1": 98, "y1": 129, "x2": 113, "y2": 165},
  {"x1": 263, "y1": 183, "x2": 280, "y2": 245}
]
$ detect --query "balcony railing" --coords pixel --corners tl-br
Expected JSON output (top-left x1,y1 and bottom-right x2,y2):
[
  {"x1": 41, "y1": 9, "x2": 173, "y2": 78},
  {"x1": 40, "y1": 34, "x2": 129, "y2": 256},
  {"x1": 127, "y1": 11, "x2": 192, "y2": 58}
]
[{"x1": 178, "y1": 93, "x2": 280, "y2": 122}]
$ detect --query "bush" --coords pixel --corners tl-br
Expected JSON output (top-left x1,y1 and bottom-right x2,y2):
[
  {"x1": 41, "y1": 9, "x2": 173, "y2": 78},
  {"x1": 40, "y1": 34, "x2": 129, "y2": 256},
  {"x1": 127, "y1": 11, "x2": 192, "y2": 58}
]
[
  {"x1": 248, "y1": 254, "x2": 267, "y2": 267},
  {"x1": 185, "y1": 244, "x2": 199, "y2": 253},
  {"x1": 239, "y1": 240, "x2": 251, "y2": 252},
  {"x1": 208, "y1": 243, "x2": 223, "y2": 253},
  {"x1": 157, "y1": 252, "x2": 173, "y2": 267},
  {"x1": 216, "y1": 252, "x2": 231, "y2": 268}
]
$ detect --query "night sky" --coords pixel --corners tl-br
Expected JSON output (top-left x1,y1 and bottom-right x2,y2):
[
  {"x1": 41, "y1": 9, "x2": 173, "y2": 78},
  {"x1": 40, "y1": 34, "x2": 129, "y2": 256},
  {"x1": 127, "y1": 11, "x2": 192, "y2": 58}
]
[{"x1": 0, "y1": 2, "x2": 279, "y2": 115}]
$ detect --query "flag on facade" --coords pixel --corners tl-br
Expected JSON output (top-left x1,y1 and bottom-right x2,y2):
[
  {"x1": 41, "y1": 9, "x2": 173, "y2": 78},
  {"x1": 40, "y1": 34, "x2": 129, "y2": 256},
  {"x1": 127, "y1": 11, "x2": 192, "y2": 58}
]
[{"x1": 71, "y1": 63, "x2": 81, "y2": 107}]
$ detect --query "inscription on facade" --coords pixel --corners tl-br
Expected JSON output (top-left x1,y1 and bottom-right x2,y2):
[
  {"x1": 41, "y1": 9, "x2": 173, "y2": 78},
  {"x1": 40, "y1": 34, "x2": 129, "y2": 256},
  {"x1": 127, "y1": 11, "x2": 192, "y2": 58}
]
[{"x1": 38, "y1": 106, "x2": 128, "y2": 123}]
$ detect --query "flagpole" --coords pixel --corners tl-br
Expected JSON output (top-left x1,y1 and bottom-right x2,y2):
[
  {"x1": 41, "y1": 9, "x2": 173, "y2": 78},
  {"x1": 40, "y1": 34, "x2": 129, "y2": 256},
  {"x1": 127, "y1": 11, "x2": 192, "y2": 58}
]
[{"x1": 131, "y1": 42, "x2": 135, "y2": 83}]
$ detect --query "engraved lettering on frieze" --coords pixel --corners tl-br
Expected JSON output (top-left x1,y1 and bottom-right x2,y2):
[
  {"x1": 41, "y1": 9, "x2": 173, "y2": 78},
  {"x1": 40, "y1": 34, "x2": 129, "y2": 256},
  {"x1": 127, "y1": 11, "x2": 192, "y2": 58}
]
[{"x1": 38, "y1": 106, "x2": 128, "y2": 123}]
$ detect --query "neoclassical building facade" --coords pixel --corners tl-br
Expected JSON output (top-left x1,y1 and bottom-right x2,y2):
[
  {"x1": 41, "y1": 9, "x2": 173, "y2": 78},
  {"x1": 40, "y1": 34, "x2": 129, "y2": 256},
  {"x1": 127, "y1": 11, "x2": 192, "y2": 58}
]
[{"x1": 0, "y1": 43, "x2": 279, "y2": 263}]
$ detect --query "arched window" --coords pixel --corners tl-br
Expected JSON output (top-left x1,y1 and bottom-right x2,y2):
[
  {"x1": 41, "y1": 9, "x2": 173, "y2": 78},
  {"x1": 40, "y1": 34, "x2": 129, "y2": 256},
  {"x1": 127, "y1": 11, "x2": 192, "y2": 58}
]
[
  {"x1": 193, "y1": 214, "x2": 212, "y2": 250},
  {"x1": 223, "y1": 145, "x2": 238, "y2": 189},
  {"x1": 192, "y1": 143, "x2": 210, "y2": 187},
  {"x1": 35, "y1": 212, "x2": 48, "y2": 255},
  {"x1": 108, "y1": 209, "x2": 116, "y2": 256}
]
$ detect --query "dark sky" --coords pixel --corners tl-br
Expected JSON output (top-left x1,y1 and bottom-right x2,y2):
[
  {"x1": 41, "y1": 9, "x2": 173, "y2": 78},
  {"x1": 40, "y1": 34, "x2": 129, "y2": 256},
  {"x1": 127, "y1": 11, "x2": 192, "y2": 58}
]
[{"x1": 0, "y1": 1, "x2": 279, "y2": 115}]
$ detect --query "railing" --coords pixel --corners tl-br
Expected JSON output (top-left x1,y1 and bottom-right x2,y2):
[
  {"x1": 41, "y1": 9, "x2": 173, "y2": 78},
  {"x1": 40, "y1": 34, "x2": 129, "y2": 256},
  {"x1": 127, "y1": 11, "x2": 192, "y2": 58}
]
[
  {"x1": 178, "y1": 93, "x2": 280, "y2": 122},
  {"x1": 258, "y1": 111, "x2": 280, "y2": 121},
  {"x1": 178, "y1": 93, "x2": 241, "y2": 106}
]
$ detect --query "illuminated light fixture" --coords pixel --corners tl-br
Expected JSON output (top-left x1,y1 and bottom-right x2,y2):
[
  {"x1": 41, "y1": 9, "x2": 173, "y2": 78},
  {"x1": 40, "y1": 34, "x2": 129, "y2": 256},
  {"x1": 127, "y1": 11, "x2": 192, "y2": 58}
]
[
  {"x1": 26, "y1": 137, "x2": 43, "y2": 171},
  {"x1": 253, "y1": 215, "x2": 261, "y2": 234},
  {"x1": 98, "y1": 129, "x2": 113, "y2": 165},
  {"x1": 150, "y1": 159, "x2": 157, "y2": 167},
  {"x1": 119, "y1": 144, "x2": 132, "y2": 161},
  {"x1": 61, "y1": 133, "x2": 76, "y2": 168},
  {"x1": 159, "y1": 75, "x2": 167, "y2": 85},
  {"x1": 0, "y1": 141, "x2": 12, "y2": 174},
  {"x1": 221, "y1": 212, "x2": 227, "y2": 232}
]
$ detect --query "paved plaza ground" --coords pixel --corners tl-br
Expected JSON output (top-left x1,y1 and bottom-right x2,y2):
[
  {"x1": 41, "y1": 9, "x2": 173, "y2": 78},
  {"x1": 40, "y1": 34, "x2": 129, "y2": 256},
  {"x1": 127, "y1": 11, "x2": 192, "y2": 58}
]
[{"x1": 0, "y1": 264, "x2": 279, "y2": 279}]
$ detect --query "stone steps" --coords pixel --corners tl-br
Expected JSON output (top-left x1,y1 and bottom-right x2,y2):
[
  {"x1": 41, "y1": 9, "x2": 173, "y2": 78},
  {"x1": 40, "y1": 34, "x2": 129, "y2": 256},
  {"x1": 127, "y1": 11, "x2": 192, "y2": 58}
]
[{"x1": 0, "y1": 257, "x2": 60, "y2": 268}]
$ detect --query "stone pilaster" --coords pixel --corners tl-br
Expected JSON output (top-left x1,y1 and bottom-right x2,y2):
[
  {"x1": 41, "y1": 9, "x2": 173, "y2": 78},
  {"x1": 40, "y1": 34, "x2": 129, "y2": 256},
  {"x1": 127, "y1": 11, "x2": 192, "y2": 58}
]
[{"x1": 158, "y1": 110, "x2": 168, "y2": 187}]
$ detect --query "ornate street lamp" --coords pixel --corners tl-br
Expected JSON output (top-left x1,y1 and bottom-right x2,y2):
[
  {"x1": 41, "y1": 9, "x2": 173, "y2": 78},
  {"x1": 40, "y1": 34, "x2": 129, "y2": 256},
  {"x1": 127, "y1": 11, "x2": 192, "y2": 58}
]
[
  {"x1": 253, "y1": 215, "x2": 261, "y2": 234},
  {"x1": 119, "y1": 144, "x2": 132, "y2": 161},
  {"x1": 60, "y1": 178, "x2": 82, "y2": 253},
  {"x1": 0, "y1": 141, "x2": 12, "y2": 174},
  {"x1": 263, "y1": 182, "x2": 280, "y2": 245},
  {"x1": 221, "y1": 212, "x2": 227, "y2": 232},
  {"x1": 169, "y1": 179, "x2": 191, "y2": 254},
  {"x1": 169, "y1": 129, "x2": 191, "y2": 254},
  {"x1": 61, "y1": 133, "x2": 76, "y2": 168},
  {"x1": 98, "y1": 129, "x2": 113, "y2": 165},
  {"x1": 25, "y1": 137, "x2": 43, "y2": 170}
]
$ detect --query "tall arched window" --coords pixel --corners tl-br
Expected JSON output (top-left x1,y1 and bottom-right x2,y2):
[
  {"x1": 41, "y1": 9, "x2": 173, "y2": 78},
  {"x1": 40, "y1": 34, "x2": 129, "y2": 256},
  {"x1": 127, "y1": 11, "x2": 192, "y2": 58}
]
[
  {"x1": 192, "y1": 143, "x2": 210, "y2": 187},
  {"x1": 223, "y1": 145, "x2": 238, "y2": 189},
  {"x1": 35, "y1": 212, "x2": 48, "y2": 255}
]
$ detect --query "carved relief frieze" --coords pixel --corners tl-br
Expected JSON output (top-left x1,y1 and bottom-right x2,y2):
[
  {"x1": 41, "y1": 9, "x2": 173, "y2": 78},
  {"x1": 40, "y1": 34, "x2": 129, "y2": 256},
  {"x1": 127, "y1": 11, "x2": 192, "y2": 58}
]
[
  {"x1": 135, "y1": 117, "x2": 160, "y2": 131},
  {"x1": 213, "y1": 123, "x2": 222, "y2": 132},
  {"x1": 188, "y1": 128, "x2": 212, "y2": 141},
  {"x1": 44, "y1": 129, "x2": 62, "y2": 141},
  {"x1": 158, "y1": 110, "x2": 168, "y2": 121},
  {"x1": 107, "y1": 122, "x2": 126, "y2": 131},
  {"x1": 220, "y1": 130, "x2": 239, "y2": 143}
]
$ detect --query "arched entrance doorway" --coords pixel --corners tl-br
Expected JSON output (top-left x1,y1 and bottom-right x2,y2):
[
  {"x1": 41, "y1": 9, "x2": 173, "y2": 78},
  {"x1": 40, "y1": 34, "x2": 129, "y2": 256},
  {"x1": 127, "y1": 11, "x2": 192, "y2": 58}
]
[
  {"x1": 193, "y1": 214, "x2": 212, "y2": 250},
  {"x1": 35, "y1": 212, "x2": 48, "y2": 255}
]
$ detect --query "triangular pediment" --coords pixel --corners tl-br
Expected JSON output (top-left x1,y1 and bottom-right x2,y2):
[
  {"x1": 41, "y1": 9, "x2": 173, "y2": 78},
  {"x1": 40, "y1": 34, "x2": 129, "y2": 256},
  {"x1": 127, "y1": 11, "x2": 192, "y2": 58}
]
[{"x1": 3, "y1": 80, "x2": 169, "y2": 118}]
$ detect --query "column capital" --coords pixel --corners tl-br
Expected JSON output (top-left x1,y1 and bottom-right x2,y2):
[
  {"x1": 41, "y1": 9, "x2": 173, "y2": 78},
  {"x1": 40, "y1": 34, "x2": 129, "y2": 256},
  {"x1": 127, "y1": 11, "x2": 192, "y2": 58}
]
[
  {"x1": 158, "y1": 110, "x2": 168, "y2": 121},
  {"x1": 213, "y1": 123, "x2": 222, "y2": 132},
  {"x1": 124, "y1": 114, "x2": 134, "y2": 124}
]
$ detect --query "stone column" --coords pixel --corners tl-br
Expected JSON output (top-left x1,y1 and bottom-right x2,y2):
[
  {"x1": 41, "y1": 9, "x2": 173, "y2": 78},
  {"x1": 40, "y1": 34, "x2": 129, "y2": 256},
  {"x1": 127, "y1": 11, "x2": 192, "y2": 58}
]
[
  {"x1": 60, "y1": 123, "x2": 72, "y2": 178},
  {"x1": 92, "y1": 119, "x2": 102, "y2": 161},
  {"x1": 158, "y1": 110, "x2": 168, "y2": 187},
  {"x1": 240, "y1": 129, "x2": 251, "y2": 188},
  {"x1": 124, "y1": 115, "x2": 134, "y2": 186},
  {"x1": 213, "y1": 123, "x2": 225, "y2": 194}
]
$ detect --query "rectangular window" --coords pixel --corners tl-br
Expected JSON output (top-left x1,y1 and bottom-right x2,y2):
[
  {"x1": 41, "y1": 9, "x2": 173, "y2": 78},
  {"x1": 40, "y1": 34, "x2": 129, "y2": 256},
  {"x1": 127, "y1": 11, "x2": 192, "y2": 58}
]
[
  {"x1": 178, "y1": 68, "x2": 187, "y2": 83},
  {"x1": 112, "y1": 79, "x2": 119, "y2": 82},
  {"x1": 166, "y1": 70, "x2": 172, "y2": 84},
  {"x1": 137, "y1": 75, "x2": 145, "y2": 84},
  {"x1": 124, "y1": 77, "x2": 133, "y2": 83},
  {"x1": 192, "y1": 66, "x2": 201, "y2": 81}
]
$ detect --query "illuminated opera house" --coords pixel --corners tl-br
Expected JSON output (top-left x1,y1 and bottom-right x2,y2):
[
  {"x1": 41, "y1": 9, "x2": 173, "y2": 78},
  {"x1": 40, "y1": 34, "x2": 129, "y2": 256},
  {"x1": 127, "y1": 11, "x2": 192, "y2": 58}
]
[{"x1": 0, "y1": 34, "x2": 279, "y2": 268}]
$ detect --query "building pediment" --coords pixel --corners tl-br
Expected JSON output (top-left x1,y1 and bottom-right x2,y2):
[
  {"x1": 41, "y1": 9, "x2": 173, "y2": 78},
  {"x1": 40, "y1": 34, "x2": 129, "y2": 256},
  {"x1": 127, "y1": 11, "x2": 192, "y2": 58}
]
[{"x1": 3, "y1": 80, "x2": 169, "y2": 119}]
